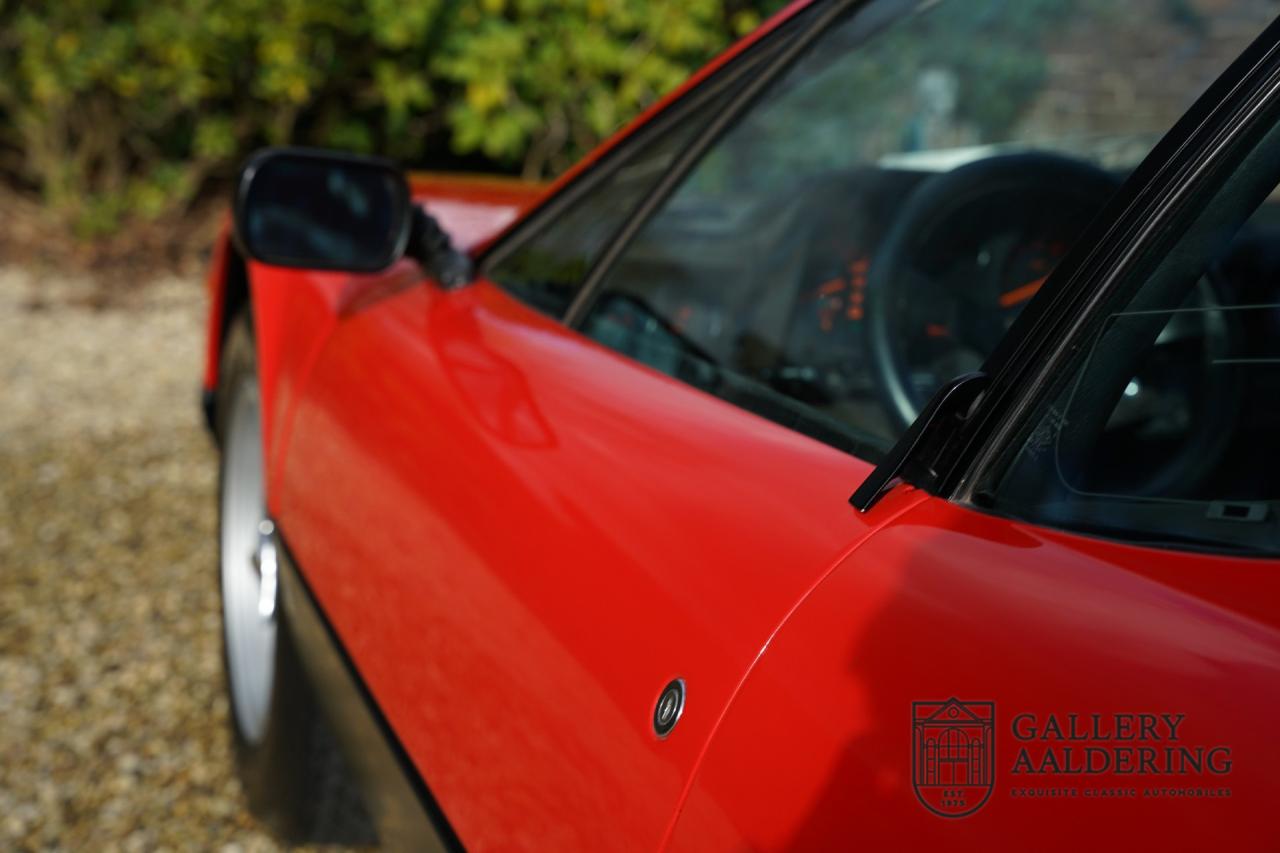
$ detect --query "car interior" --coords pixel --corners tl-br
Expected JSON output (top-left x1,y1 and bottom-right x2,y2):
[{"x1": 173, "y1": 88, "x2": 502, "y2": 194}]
[
  {"x1": 496, "y1": 0, "x2": 1280, "y2": 554},
  {"x1": 586, "y1": 146, "x2": 1280, "y2": 548}
]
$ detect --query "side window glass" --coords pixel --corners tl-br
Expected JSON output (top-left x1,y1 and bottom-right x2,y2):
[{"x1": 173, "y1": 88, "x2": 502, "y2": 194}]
[
  {"x1": 991, "y1": 124, "x2": 1280, "y2": 557},
  {"x1": 486, "y1": 119, "x2": 704, "y2": 317},
  {"x1": 484, "y1": 30, "x2": 789, "y2": 318},
  {"x1": 578, "y1": 0, "x2": 1269, "y2": 459}
]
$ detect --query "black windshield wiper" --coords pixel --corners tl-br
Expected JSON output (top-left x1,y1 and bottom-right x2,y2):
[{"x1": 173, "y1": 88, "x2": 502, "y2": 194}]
[{"x1": 851, "y1": 372, "x2": 989, "y2": 511}]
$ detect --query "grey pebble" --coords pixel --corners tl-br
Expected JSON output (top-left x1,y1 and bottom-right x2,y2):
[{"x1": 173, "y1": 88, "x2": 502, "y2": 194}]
[{"x1": 0, "y1": 268, "x2": 357, "y2": 851}]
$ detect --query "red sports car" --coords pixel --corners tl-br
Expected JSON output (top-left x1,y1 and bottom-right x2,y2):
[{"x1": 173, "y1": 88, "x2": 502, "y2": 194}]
[{"x1": 202, "y1": 1, "x2": 1280, "y2": 849}]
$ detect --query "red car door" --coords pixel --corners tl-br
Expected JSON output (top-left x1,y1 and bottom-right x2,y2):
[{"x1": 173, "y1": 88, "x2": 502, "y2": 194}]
[{"x1": 272, "y1": 277, "x2": 918, "y2": 849}]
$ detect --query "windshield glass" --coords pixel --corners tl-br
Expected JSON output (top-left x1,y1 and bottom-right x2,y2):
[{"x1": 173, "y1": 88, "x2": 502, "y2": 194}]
[
  {"x1": 686, "y1": 0, "x2": 1261, "y2": 200},
  {"x1": 988, "y1": 111, "x2": 1280, "y2": 558},
  {"x1": 991, "y1": 278, "x2": 1280, "y2": 556},
  {"x1": 577, "y1": 0, "x2": 1270, "y2": 460}
]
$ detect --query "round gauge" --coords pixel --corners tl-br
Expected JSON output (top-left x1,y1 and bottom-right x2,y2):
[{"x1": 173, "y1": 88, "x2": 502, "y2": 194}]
[
  {"x1": 892, "y1": 220, "x2": 1086, "y2": 409},
  {"x1": 996, "y1": 236, "x2": 1070, "y2": 313},
  {"x1": 865, "y1": 153, "x2": 1119, "y2": 430}
]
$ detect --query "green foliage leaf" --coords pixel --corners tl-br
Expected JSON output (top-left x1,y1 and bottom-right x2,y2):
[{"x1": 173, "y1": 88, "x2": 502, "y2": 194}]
[{"x1": 0, "y1": 0, "x2": 785, "y2": 233}]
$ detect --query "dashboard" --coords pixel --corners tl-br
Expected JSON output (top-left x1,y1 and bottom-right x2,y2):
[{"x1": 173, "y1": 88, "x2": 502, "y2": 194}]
[{"x1": 591, "y1": 153, "x2": 1280, "y2": 493}]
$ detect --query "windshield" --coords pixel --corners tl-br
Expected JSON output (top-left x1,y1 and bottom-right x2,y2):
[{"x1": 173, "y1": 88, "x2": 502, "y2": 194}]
[
  {"x1": 685, "y1": 0, "x2": 1253, "y2": 201},
  {"x1": 574, "y1": 0, "x2": 1270, "y2": 462},
  {"x1": 992, "y1": 289, "x2": 1280, "y2": 557}
]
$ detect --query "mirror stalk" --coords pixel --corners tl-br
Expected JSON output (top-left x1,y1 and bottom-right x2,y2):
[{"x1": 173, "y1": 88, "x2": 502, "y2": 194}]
[{"x1": 408, "y1": 207, "x2": 473, "y2": 288}]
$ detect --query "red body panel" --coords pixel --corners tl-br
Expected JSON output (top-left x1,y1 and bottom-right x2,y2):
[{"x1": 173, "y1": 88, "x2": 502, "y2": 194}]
[
  {"x1": 667, "y1": 498, "x2": 1280, "y2": 851},
  {"x1": 269, "y1": 271, "x2": 927, "y2": 848},
  {"x1": 201, "y1": 217, "x2": 236, "y2": 394},
  {"x1": 408, "y1": 173, "x2": 544, "y2": 253}
]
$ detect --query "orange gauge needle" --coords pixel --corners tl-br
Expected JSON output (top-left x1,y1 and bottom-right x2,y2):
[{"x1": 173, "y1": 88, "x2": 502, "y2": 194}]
[{"x1": 998, "y1": 275, "x2": 1048, "y2": 308}]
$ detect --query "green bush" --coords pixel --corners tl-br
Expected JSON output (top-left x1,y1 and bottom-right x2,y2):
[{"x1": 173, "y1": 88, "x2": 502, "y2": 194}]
[{"x1": 0, "y1": 0, "x2": 781, "y2": 237}]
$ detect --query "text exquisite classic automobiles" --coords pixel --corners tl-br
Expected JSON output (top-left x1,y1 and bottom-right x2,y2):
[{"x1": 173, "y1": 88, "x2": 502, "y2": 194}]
[{"x1": 201, "y1": 0, "x2": 1280, "y2": 849}]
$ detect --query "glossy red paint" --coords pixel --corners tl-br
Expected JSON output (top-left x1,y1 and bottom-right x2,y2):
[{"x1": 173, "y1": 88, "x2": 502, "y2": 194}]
[
  {"x1": 202, "y1": 1, "x2": 1280, "y2": 848},
  {"x1": 666, "y1": 497, "x2": 1280, "y2": 851},
  {"x1": 270, "y1": 270, "x2": 927, "y2": 848},
  {"x1": 222, "y1": 232, "x2": 1280, "y2": 848},
  {"x1": 408, "y1": 172, "x2": 545, "y2": 253},
  {"x1": 201, "y1": 216, "x2": 235, "y2": 394}
]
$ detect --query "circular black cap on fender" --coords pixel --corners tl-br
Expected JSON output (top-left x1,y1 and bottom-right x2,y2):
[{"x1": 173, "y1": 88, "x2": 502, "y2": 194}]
[{"x1": 653, "y1": 678, "x2": 686, "y2": 738}]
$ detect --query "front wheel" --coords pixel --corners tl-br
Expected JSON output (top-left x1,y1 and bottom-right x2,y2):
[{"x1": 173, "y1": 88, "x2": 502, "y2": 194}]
[{"x1": 215, "y1": 312, "x2": 374, "y2": 845}]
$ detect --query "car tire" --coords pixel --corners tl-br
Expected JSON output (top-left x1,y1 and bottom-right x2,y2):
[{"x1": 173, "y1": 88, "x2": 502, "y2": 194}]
[{"x1": 215, "y1": 311, "x2": 376, "y2": 845}]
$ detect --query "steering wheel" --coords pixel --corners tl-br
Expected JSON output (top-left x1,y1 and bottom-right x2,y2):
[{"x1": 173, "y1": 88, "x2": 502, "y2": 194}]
[
  {"x1": 1049, "y1": 276, "x2": 1240, "y2": 499},
  {"x1": 865, "y1": 152, "x2": 1238, "y2": 497},
  {"x1": 866, "y1": 152, "x2": 1119, "y2": 429}
]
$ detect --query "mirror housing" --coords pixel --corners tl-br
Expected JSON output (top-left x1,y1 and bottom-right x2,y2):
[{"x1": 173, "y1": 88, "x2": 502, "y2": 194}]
[
  {"x1": 233, "y1": 147, "x2": 413, "y2": 273},
  {"x1": 232, "y1": 147, "x2": 474, "y2": 286}
]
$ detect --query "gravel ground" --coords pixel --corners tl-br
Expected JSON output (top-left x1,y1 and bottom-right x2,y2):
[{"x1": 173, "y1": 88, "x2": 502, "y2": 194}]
[{"x1": 0, "y1": 267, "x2": 316, "y2": 850}]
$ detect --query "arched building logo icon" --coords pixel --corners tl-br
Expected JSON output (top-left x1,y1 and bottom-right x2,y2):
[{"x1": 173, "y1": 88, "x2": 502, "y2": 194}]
[{"x1": 912, "y1": 699, "x2": 995, "y2": 818}]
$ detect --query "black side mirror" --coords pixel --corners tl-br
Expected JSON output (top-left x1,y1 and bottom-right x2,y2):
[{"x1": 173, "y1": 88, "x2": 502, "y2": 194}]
[{"x1": 233, "y1": 147, "x2": 412, "y2": 273}]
